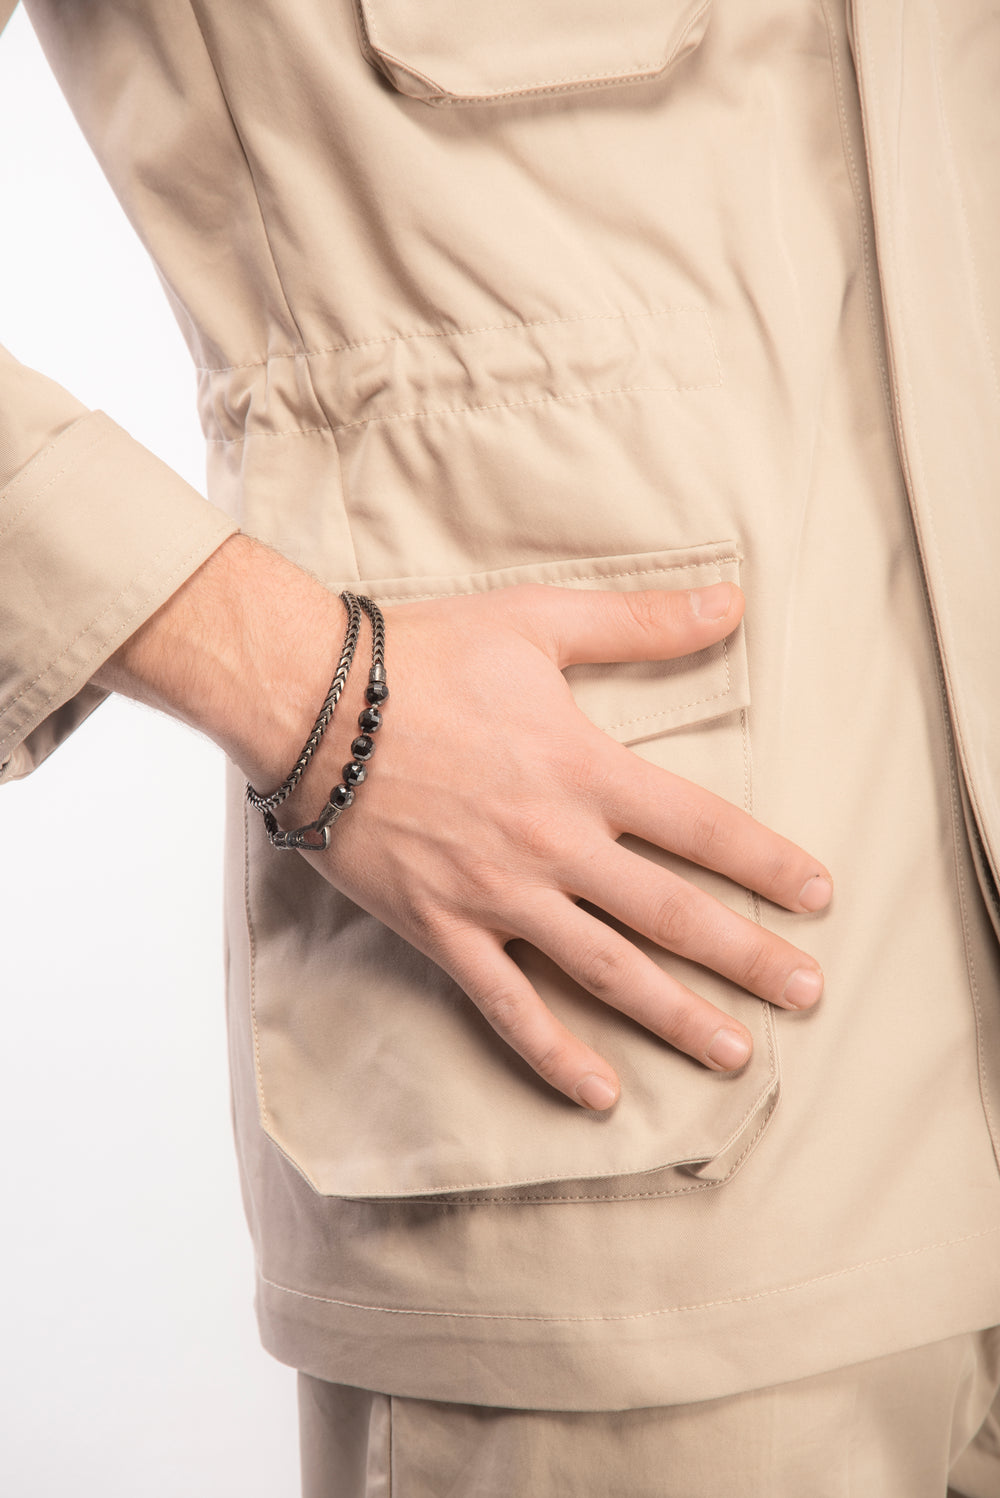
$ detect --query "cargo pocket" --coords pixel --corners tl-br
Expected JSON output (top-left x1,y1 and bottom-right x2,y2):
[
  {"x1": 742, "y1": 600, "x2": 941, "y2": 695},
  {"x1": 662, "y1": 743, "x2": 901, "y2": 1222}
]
[
  {"x1": 354, "y1": 0, "x2": 712, "y2": 105},
  {"x1": 244, "y1": 540, "x2": 779, "y2": 1200}
]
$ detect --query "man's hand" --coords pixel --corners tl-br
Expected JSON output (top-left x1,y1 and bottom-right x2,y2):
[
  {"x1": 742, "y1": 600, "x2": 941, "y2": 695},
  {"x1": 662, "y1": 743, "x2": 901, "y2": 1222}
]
[{"x1": 97, "y1": 536, "x2": 831, "y2": 1111}]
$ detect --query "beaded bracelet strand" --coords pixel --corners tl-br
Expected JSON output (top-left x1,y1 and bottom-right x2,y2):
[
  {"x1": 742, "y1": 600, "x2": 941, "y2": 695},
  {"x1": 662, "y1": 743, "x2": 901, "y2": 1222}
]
[{"x1": 252, "y1": 592, "x2": 388, "y2": 852}]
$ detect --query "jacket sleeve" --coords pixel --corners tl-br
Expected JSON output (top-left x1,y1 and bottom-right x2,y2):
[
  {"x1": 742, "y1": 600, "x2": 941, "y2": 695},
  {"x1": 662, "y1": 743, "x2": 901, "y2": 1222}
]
[
  {"x1": 0, "y1": 343, "x2": 239, "y2": 781},
  {"x1": 0, "y1": 2, "x2": 238, "y2": 781}
]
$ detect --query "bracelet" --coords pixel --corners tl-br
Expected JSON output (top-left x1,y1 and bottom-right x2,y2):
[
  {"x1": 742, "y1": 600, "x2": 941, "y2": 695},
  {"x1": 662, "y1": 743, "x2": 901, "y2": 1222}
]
[
  {"x1": 253, "y1": 593, "x2": 388, "y2": 852},
  {"x1": 246, "y1": 590, "x2": 362, "y2": 816}
]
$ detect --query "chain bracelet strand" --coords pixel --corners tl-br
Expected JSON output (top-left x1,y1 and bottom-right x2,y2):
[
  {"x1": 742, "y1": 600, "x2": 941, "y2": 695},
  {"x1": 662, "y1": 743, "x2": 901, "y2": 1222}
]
[
  {"x1": 257, "y1": 593, "x2": 388, "y2": 852},
  {"x1": 246, "y1": 590, "x2": 362, "y2": 815}
]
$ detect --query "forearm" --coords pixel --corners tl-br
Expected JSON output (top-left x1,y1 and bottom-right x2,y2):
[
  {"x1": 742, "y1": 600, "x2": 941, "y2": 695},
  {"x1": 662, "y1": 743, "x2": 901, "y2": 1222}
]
[{"x1": 92, "y1": 533, "x2": 348, "y2": 795}]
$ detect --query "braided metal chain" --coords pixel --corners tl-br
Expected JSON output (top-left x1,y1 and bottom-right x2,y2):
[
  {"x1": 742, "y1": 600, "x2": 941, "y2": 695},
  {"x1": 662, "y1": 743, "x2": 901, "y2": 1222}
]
[
  {"x1": 358, "y1": 592, "x2": 386, "y2": 679},
  {"x1": 257, "y1": 592, "x2": 388, "y2": 852},
  {"x1": 245, "y1": 590, "x2": 389, "y2": 853},
  {"x1": 245, "y1": 590, "x2": 362, "y2": 814}
]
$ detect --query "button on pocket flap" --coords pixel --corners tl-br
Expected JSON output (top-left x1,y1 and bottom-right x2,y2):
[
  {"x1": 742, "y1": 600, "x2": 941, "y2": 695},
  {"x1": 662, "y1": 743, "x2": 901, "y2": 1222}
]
[{"x1": 355, "y1": 0, "x2": 713, "y2": 104}]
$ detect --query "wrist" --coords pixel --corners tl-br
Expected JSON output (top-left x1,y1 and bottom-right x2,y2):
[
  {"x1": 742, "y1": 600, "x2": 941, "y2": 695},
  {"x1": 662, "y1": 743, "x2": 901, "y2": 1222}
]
[
  {"x1": 93, "y1": 534, "x2": 351, "y2": 791},
  {"x1": 256, "y1": 592, "x2": 388, "y2": 849}
]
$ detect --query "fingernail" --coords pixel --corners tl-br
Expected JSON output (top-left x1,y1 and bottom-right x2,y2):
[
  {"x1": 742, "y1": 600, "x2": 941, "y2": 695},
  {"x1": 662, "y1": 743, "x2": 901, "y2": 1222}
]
[
  {"x1": 706, "y1": 1029, "x2": 751, "y2": 1070},
  {"x1": 799, "y1": 875, "x2": 833, "y2": 912},
  {"x1": 575, "y1": 1074, "x2": 618, "y2": 1110},
  {"x1": 690, "y1": 582, "x2": 733, "y2": 619},
  {"x1": 782, "y1": 967, "x2": 824, "y2": 1008}
]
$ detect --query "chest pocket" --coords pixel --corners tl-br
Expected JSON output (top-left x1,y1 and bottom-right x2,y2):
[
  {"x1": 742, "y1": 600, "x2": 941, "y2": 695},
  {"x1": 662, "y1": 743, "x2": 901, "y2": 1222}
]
[{"x1": 354, "y1": 0, "x2": 713, "y2": 105}]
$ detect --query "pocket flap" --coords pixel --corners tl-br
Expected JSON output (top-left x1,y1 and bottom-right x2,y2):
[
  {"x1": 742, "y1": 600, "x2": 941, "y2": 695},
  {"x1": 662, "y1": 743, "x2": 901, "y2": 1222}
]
[
  {"x1": 355, "y1": 0, "x2": 713, "y2": 104},
  {"x1": 366, "y1": 542, "x2": 747, "y2": 744}
]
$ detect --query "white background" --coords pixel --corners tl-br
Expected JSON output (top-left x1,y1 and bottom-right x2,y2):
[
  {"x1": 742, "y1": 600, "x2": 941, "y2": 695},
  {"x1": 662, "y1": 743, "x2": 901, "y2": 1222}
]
[{"x1": 0, "y1": 9, "x2": 300, "y2": 1493}]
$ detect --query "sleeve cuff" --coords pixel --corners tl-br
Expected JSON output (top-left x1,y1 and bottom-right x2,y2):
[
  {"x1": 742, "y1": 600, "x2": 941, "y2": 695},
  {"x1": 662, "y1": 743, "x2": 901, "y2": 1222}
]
[{"x1": 0, "y1": 409, "x2": 239, "y2": 780}]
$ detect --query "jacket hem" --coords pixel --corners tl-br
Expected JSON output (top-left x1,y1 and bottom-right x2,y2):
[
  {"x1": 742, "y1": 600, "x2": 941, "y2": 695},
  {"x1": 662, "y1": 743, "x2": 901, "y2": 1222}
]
[{"x1": 256, "y1": 1223, "x2": 1000, "y2": 1409}]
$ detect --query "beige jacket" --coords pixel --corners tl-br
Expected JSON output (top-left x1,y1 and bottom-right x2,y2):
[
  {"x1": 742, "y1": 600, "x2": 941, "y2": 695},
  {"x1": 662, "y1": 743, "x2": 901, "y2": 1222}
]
[{"x1": 2, "y1": 0, "x2": 999, "y2": 1409}]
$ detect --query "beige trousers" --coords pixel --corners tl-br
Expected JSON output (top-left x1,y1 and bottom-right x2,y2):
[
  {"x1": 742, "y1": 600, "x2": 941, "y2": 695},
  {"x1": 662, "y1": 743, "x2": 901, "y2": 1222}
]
[{"x1": 299, "y1": 1330, "x2": 1000, "y2": 1498}]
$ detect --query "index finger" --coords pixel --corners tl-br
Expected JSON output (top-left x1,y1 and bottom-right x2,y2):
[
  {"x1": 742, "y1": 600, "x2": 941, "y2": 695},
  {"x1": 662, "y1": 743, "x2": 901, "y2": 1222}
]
[{"x1": 604, "y1": 754, "x2": 834, "y2": 915}]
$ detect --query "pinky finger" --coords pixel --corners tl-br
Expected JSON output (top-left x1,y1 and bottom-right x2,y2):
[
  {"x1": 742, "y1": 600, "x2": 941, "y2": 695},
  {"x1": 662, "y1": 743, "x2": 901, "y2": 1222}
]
[{"x1": 441, "y1": 931, "x2": 621, "y2": 1112}]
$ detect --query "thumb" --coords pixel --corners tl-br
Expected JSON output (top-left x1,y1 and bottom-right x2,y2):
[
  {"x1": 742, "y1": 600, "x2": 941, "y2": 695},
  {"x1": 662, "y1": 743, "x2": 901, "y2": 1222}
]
[{"x1": 521, "y1": 580, "x2": 744, "y2": 668}]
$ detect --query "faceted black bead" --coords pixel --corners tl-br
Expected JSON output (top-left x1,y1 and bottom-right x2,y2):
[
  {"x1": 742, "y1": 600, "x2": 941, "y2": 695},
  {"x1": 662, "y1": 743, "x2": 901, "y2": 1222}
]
[
  {"x1": 351, "y1": 734, "x2": 375, "y2": 762},
  {"x1": 365, "y1": 680, "x2": 390, "y2": 705},
  {"x1": 358, "y1": 706, "x2": 382, "y2": 733},
  {"x1": 330, "y1": 784, "x2": 355, "y2": 810},
  {"x1": 342, "y1": 760, "x2": 367, "y2": 787}
]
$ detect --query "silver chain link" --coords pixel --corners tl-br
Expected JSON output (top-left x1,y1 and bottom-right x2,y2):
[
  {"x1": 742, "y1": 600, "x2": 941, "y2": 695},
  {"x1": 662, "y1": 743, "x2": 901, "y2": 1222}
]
[
  {"x1": 245, "y1": 590, "x2": 363, "y2": 814},
  {"x1": 247, "y1": 591, "x2": 388, "y2": 851},
  {"x1": 359, "y1": 593, "x2": 386, "y2": 676}
]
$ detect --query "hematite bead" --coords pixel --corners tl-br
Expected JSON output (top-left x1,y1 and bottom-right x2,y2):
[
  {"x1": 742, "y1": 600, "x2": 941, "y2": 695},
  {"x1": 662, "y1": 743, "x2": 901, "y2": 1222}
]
[
  {"x1": 351, "y1": 734, "x2": 375, "y2": 762},
  {"x1": 343, "y1": 760, "x2": 367, "y2": 787},
  {"x1": 365, "y1": 680, "x2": 390, "y2": 705},
  {"x1": 330, "y1": 784, "x2": 355, "y2": 810},
  {"x1": 358, "y1": 706, "x2": 382, "y2": 733}
]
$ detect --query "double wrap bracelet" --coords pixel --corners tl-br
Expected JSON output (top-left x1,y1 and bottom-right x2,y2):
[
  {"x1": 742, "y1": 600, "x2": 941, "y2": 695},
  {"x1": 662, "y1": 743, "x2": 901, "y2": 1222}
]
[{"x1": 245, "y1": 589, "x2": 388, "y2": 851}]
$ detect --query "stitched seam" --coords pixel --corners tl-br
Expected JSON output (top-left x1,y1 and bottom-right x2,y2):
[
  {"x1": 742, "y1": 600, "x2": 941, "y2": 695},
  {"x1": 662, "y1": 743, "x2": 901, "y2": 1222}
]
[
  {"x1": 426, "y1": 1092, "x2": 778, "y2": 1205},
  {"x1": 380, "y1": 50, "x2": 664, "y2": 97},
  {"x1": 205, "y1": 425, "x2": 333, "y2": 444},
  {"x1": 820, "y1": 0, "x2": 893, "y2": 415},
  {"x1": 740, "y1": 697, "x2": 780, "y2": 1161},
  {"x1": 855, "y1": 4, "x2": 999, "y2": 1176},
  {"x1": 378, "y1": 53, "x2": 667, "y2": 104},
  {"x1": 948, "y1": 725, "x2": 999, "y2": 1168},
  {"x1": 603, "y1": 666, "x2": 730, "y2": 732},
  {"x1": 432, "y1": 72, "x2": 672, "y2": 107},
  {"x1": 195, "y1": 307, "x2": 708, "y2": 374},
  {"x1": 371, "y1": 555, "x2": 742, "y2": 607},
  {"x1": 644, "y1": 703, "x2": 778, "y2": 1190},
  {"x1": 421, "y1": 0, "x2": 712, "y2": 106},
  {"x1": 971, "y1": 818, "x2": 1000, "y2": 928},
  {"x1": 741, "y1": 695, "x2": 778, "y2": 1130},
  {"x1": 0, "y1": 417, "x2": 92, "y2": 503},
  {"x1": 853, "y1": 7, "x2": 960, "y2": 787},
  {"x1": 260, "y1": 1057, "x2": 771, "y2": 1202},
  {"x1": 0, "y1": 426, "x2": 112, "y2": 543},
  {"x1": 0, "y1": 522, "x2": 236, "y2": 748},
  {"x1": 260, "y1": 1223, "x2": 1000, "y2": 1322},
  {"x1": 358, "y1": 0, "x2": 672, "y2": 98},
  {"x1": 204, "y1": 379, "x2": 722, "y2": 443}
]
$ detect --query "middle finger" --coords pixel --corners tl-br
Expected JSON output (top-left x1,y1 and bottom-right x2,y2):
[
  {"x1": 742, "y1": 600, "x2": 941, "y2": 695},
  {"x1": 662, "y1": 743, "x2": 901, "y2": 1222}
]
[
  {"x1": 598, "y1": 745, "x2": 833, "y2": 915},
  {"x1": 571, "y1": 836, "x2": 825, "y2": 1011}
]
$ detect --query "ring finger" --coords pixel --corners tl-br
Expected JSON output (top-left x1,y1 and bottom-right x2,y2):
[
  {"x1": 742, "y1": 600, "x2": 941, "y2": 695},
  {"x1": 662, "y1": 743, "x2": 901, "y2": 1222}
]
[{"x1": 514, "y1": 891, "x2": 756, "y2": 1072}]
